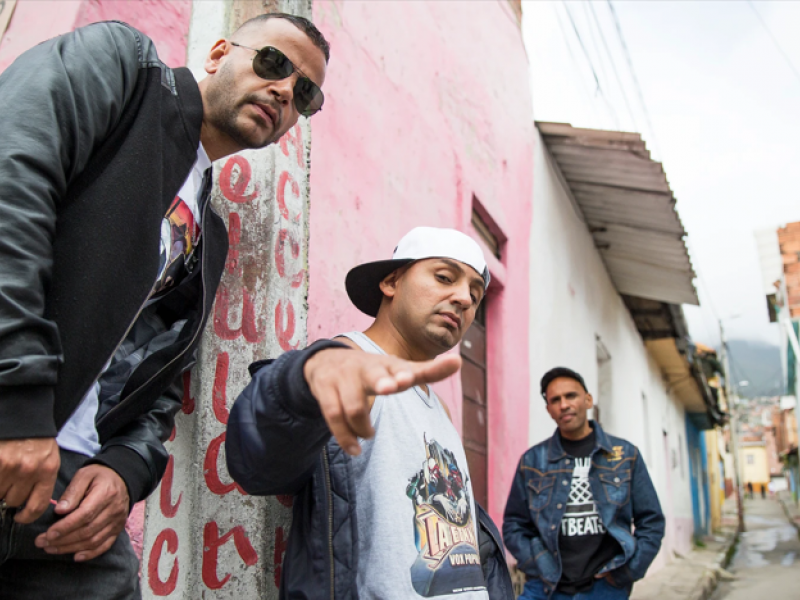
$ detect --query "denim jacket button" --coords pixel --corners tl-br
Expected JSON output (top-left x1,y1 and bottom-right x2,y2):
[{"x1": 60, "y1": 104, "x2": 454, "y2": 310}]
[
  {"x1": 562, "y1": 480, "x2": 568, "y2": 486},
  {"x1": 614, "y1": 477, "x2": 620, "y2": 483},
  {"x1": 565, "y1": 458, "x2": 570, "y2": 465},
  {"x1": 557, "y1": 503, "x2": 563, "y2": 509},
  {"x1": 551, "y1": 524, "x2": 556, "y2": 530}
]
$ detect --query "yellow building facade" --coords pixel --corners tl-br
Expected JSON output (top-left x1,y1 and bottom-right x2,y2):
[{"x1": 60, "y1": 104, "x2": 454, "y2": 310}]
[
  {"x1": 703, "y1": 429, "x2": 725, "y2": 531},
  {"x1": 740, "y1": 444, "x2": 770, "y2": 494},
  {"x1": 703, "y1": 375, "x2": 732, "y2": 531}
]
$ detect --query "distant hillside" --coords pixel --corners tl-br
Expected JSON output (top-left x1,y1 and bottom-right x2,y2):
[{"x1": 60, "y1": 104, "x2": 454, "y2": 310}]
[{"x1": 723, "y1": 339, "x2": 784, "y2": 398}]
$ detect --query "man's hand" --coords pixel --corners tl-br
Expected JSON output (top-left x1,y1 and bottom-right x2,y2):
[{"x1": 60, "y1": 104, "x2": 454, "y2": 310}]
[
  {"x1": 304, "y1": 348, "x2": 461, "y2": 456},
  {"x1": 35, "y1": 464, "x2": 129, "y2": 562},
  {"x1": 0, "y1": 437, "x2": 60, "y2": 524}
]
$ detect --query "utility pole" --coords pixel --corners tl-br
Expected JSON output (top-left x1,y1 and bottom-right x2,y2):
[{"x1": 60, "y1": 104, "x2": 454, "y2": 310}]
[{"x1": 720, "y1": 320, "x2": 746, "y2": 533}]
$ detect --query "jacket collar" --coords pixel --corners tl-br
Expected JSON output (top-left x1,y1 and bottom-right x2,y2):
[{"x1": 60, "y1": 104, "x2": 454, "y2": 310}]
[{"x1": 547, "y1": 421, "x2": 614, "y2": 462}]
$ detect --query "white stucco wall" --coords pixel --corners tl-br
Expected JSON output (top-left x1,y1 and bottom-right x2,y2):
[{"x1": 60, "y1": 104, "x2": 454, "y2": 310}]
[{"x1": 527, "y1": 128, "x2": 694, "y2": 573}]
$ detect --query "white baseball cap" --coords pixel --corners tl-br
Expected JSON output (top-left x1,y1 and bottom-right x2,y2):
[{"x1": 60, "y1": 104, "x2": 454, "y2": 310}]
[{"x1": 345, "y1": 227, "x2": 490, "y2": 317}]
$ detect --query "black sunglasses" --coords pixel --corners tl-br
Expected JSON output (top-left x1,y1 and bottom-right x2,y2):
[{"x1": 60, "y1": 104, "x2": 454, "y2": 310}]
[{"x1": 229, "y1": 42, "x2": 324, "y2": 117}]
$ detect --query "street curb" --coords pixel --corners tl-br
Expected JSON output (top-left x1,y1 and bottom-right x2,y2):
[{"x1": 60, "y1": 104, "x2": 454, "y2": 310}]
[
  {"x1": 689, "y1": 528, "x2": 740, "y2": 600},
  {"x1": 777, "y1": 495, "x2": 800, "y2": 537}
]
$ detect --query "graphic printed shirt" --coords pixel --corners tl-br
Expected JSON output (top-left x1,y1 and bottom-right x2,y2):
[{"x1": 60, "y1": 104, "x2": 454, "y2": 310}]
[
  {"x1": 341, "y1": 332, "x2": 489, "y2": 600},
  {"x1": 557, "y1": 430, "x2": 622, "y2": 594},
  {"x1": 56, "y1": 144, "x2": 211, "y2": 457},
  {"x1": 151, "y1": 143, "x2": 210, "y2": 297}
]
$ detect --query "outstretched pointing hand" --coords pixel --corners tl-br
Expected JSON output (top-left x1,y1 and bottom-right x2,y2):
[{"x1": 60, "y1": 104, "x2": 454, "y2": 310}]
[{"x1": 303, "y1": 348, "x2": 461, "y2": 455}]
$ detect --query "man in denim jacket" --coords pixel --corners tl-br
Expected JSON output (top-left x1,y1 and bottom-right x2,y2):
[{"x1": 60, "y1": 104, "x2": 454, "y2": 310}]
[{"x1": 503, "y1": 368, "x2": 664, "y2": 599}]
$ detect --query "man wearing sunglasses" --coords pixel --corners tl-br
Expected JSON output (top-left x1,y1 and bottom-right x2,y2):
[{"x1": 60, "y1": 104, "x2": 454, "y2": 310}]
[{"x1": 0, "y1": 13, "x2": 327, "y2": 599}]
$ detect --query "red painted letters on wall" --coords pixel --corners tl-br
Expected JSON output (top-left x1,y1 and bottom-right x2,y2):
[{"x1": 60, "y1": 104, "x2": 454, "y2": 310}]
[
  {"x1": 149, "y1": 135, "x2": 306, "y2": 593},
  {"x1": 148, "y1": 528, "x2": 179, "y2": 596},
  {"x1": 202, "y1": 522, "x2": 259, "y2": 590}
]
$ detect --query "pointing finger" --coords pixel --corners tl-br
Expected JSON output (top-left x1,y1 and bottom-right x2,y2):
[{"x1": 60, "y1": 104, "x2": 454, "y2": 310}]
[
  {"x1": 361, "y1": 361, "x2": 406, "y2": 396},
  {"x1": 388, "y1": 354, "x2": 462, "y2": 392}
]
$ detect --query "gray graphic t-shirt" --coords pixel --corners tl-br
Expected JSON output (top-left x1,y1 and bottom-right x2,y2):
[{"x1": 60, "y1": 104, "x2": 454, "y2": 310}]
[{"x1": 339, "y1": 332, "x2": 489, "y2": 600}]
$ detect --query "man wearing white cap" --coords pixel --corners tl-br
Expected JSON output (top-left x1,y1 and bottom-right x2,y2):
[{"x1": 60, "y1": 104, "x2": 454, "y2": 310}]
[{"x1": 226, "y1": 227, "x2": 514, "y2": 599}]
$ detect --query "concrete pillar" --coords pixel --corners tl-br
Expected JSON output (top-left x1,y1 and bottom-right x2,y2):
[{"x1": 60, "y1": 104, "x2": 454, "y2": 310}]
[{"x1": 142, "y1": 1, "x2": 313, "y2": 596}]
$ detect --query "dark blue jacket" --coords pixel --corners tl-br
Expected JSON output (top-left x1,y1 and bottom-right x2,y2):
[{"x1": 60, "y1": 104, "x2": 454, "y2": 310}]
[
  {"x1": 502, "y1": 423, "x2": 664, "y2": 597},
  {"x1": 226, "y1": 341, "x2": 515, "y2": 599}
]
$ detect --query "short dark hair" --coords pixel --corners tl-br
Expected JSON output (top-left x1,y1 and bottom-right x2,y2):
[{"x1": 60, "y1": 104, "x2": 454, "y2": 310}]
[
  {"x1": 234, "y1": 13, "x2": 330, "y2": 63},
  {"x1": 540, "y1": 367, "x2": 588, "y2": 400}
]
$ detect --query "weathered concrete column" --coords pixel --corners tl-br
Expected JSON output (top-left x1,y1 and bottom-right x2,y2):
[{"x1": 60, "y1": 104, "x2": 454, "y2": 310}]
[{"x1": 142, "y1": 1, "x2": 312, "y2": 596}]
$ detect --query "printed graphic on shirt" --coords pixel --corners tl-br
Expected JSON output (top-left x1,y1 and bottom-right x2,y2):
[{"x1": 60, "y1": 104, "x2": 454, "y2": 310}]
[
  {"x1": 154, "y1": 196, "x2": 200, "y2": 296},
  {"x1": 406, "y1": 435, "x2": 486, "y2": 597},
  {"x1": 561, "y1": 457, "x2": 607, "y2": 538}
]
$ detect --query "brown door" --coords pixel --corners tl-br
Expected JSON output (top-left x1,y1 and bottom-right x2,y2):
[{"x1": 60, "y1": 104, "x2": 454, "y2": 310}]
[{"x1": 461, "y1": 302, "x2": 488, "y2": 507}]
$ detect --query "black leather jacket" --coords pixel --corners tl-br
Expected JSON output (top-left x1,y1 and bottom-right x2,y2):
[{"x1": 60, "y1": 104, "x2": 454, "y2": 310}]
[
  {"x1": 226, "y1": 342, "x2": 516, "y2": 599},
  {"x1": 0, "y1": 22, "x2": 227, "y2": 505}
]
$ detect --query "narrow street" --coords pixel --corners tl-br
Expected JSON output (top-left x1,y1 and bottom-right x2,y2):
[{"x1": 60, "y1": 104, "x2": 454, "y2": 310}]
[{"x1": 711, "y1": 496, "x2": 800, "y2": 600}]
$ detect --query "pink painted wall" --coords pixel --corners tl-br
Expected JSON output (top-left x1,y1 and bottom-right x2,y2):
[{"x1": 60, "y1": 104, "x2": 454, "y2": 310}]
[
  {"x1": 0, "y1": 1, "x2": 83, "y2": 72},
  {"x1": 0, "y1": 0, "x2": 191, "y2": 73},
  {"x1": 309, "y1": 0, "x2": 534, "y2": 526},
  {"x1": 73, "y1": 0, "x2": 192, "y2": 67},
  {"x1": 0, "y1": 0, "x2": 192, "y2": 562}
]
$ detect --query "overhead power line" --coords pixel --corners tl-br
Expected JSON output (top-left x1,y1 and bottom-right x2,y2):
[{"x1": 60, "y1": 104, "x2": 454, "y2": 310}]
[
  {"x1": 747, "y1": 0, "x2": 800, "y2": 89},
  {"x1": 562, "y1": 1, "x2": 621, "y2": 130},
  {"x1": 582, "y1": 2, "x2": 611, "y2": 90},
  {"x1": 588, "y1": 1, "x2": 640, "y2": 132},
  {"x1": 562, "y1": 2, "x2": 602, "y2": 93},
  {"x1": 552, "y1": 2, "x2": 605, "y2": 125},
  {"x1": 606, "y1": 0, "x2": 662, "y2": 158}
]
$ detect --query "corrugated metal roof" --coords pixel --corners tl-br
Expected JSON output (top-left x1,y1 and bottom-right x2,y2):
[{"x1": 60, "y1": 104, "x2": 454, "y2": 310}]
[{"x1": 537, "y1": 122, "x2": 699, "y2": 306}]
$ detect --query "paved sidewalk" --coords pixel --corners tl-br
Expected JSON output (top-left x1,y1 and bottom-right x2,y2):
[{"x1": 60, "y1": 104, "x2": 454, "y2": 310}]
[{"x1": 630, "y1": 499, "x2": 738, "y2": 600}]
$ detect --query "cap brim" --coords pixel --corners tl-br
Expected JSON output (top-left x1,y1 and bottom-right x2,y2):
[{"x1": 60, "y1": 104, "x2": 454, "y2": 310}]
[{"x1": 345, "y1": 258, "x2": 414, "y2": 317}]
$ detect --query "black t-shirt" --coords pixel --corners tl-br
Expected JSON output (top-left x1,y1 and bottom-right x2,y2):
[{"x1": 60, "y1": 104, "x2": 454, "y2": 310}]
[{"x1": 557, "y1": 430, "x2": 622, "y2": 594}]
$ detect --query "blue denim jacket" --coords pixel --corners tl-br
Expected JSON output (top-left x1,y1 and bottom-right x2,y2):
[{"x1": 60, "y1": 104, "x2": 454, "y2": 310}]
[{"x1": 502, "y1": 423, "x2": 665, "y2": 597}]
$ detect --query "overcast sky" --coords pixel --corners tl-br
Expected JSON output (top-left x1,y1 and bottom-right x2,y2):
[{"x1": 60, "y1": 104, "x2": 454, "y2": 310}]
[{"x1": 521, "y1": 0, "x2": 800, "y2": 348}]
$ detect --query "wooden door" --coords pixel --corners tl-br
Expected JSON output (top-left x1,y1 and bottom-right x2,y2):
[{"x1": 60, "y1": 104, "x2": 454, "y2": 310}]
[{"x1": 461, "y1": 302, "x2": 488, "y2": 507}]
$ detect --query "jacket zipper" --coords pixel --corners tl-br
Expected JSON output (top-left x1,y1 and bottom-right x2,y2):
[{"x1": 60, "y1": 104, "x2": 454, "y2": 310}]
[
  {"x1": 97, "y1": 198, "x2": 215, "y2": 429},
  {"x1": 322, "y1": 448, "x2": 335, "y2": 600}
]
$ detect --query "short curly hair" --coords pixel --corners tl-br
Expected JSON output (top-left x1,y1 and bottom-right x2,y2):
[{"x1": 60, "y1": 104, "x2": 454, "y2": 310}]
[{"x1": 233, "y1": 13, "x2": 330, "y2": 63}]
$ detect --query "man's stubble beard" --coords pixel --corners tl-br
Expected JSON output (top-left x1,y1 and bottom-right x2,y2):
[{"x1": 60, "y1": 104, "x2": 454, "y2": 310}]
[
  {"x1": 392, "y1": 308, "x2": 454, "y2": 359},
  {"x1": 421, "y1": 322, "x2": 458, "y2": 355},
  {"x1": 205, "y1": 63, "x2": 279, "y2": 150}
]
